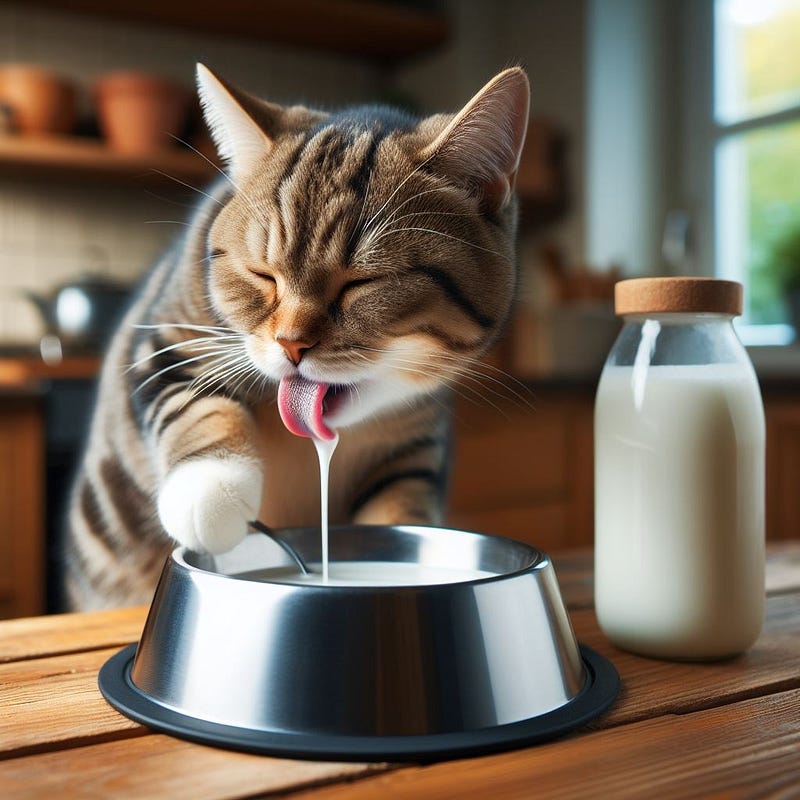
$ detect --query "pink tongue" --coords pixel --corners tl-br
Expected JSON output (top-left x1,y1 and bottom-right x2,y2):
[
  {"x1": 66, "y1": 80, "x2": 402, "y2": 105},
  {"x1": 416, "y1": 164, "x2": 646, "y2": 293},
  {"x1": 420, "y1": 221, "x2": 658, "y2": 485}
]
[{"x1": 278, "y1": 376, "x2": 336, "y2": 441}]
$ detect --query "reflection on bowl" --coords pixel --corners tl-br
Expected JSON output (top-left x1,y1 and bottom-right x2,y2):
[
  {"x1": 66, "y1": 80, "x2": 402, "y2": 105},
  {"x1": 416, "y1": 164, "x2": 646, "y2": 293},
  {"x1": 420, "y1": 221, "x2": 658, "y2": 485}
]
[{"x1": 100, "y1": 525, "x2": 619, "y2": 760}]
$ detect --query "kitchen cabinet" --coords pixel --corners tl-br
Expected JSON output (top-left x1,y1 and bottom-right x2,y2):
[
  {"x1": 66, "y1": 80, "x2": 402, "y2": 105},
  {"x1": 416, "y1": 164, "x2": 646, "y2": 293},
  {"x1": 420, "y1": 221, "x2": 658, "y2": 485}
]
[
  {"x1": 0, "y1": 357, "x2": 97, "y2": 618},
  {"x1": 448, "y1": 387, "x2": 595, "y2": 552},
  {"x1": 448, "y1": 381, "x2": 800, "y2": 551},
  {"x1": 765, "y1": 396, "x2": 800, "y2": 545},
  {"x1": 0, "y1": 394, "x2": 45, "y2": 618}
]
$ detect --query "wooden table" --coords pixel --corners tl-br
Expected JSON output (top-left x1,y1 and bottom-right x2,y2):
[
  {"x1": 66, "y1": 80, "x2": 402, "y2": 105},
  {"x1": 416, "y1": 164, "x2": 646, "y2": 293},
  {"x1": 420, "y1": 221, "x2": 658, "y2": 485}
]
[{"x1": 2, "y1": 545, "x2": 799, "y2": 799}]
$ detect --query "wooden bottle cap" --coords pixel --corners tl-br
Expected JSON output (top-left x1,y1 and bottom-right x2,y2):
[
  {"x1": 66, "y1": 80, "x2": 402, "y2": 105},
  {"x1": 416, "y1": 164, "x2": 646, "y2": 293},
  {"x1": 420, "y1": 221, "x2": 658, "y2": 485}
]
[{"x1": 615, "y1": 277, "x2": 743, "y2": 317}]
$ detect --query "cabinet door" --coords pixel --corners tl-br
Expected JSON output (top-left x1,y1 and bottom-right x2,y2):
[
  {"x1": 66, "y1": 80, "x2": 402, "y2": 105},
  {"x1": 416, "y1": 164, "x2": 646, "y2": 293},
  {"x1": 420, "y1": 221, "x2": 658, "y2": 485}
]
[
  {"x1": 765, "y1": 398, "x2": 800, "y2": 541},
  {"x1": 447, "y1": 391, "x2": 595, "y2": 551},
  {"x1": 0, "y1": 398, "x2": 45, "y2": 617}
]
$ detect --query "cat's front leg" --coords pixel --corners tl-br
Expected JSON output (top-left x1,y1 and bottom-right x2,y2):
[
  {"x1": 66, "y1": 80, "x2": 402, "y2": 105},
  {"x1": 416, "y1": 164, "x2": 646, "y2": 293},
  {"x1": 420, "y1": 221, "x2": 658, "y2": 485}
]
[
  {"x1": 351, "y1": 475, "x2": 446, "y2": 528},
  {"x1": 350, "y1": 440, "x2": 449, "y2": 528},
  {"x1": 151, "y1": 393, "x2": 263, "y2": 554}
]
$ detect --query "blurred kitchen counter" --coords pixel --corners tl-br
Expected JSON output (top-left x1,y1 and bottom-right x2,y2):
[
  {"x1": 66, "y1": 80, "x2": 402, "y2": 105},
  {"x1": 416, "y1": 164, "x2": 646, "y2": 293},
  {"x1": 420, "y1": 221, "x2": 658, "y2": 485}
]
[{"x1": 0, "y1": 352, "x2": 100, "y2": 388}]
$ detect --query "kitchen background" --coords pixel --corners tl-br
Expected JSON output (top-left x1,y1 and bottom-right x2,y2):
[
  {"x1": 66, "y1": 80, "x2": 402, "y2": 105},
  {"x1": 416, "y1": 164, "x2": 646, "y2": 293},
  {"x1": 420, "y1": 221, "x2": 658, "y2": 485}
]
[
  {"x1": 0, "y1": 0, "x2": 798, "y2": 617},
  {"x1": 0, "y1": 0, "x2": 689, "y2": 364}
]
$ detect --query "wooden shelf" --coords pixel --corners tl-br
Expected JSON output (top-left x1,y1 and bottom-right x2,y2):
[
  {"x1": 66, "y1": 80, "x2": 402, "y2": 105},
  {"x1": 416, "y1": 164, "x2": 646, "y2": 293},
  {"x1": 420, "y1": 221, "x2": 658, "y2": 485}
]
[
  {"x1": 29, "y1": 0, "x2": 449, "y2": 62},
  {"x1": 0, "y1": 135, "x2": 216, "y2": 188},
  {"x1": 0, "y1": 355, "x2": 100, "y2": 387}
]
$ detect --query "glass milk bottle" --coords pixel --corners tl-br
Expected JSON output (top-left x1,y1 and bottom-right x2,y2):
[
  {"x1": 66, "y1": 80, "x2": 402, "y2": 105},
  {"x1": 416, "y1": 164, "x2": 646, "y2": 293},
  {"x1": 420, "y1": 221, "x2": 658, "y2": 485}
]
[{"x1": 594, "y1": 278, "x2": 765, "y2": 660}]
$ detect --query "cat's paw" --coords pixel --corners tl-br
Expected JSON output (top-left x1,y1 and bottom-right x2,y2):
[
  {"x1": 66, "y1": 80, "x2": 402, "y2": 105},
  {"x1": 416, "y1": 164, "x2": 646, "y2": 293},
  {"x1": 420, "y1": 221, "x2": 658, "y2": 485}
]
[{"x1": 157, "y1": 457, "x2": 262, "y2": 554}]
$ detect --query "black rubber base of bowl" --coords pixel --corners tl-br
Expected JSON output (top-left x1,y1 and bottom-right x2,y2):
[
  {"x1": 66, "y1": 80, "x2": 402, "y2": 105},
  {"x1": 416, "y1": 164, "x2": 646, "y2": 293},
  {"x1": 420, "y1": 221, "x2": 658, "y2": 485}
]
[{"x1": 98, "y1": 643, "x2": 619, "y2": 762}]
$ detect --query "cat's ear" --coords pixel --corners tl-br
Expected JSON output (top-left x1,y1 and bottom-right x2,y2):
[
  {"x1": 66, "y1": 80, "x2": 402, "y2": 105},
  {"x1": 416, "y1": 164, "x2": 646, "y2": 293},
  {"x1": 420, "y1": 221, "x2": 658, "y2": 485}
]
[
  {"x1": 420, "y1": 67, "x2": 530, "y2": 211},
  {"x1": 196, "y1": 63, "x2": 278, "y2": 181}
]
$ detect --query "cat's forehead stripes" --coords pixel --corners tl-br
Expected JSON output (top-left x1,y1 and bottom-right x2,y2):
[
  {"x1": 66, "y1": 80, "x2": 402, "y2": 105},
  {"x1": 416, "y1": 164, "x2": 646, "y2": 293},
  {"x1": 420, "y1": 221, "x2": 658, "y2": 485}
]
[
  {"x1": 245, "y1": 217, "x2": 263, "y2": 261},
  {"x1": 274, "y1": 126, "x2": 387, "y2": 276},
  {"x1": 266, "y1": 211, "x2": 283, "y2": 265}
]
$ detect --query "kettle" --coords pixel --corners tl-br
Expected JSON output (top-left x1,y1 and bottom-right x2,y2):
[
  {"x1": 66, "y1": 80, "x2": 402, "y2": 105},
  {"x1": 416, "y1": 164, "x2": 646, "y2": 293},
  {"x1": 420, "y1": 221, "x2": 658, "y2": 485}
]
[{"x1": 22, "y1": 273, "x2": 131, "y2": 360}]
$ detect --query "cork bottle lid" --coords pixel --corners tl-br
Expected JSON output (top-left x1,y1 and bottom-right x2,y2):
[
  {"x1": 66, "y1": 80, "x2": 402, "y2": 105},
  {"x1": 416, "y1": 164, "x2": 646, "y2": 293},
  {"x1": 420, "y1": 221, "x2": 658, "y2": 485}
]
[{"x1": 614, "y1": 277, "x2": 743, "y2": 317}]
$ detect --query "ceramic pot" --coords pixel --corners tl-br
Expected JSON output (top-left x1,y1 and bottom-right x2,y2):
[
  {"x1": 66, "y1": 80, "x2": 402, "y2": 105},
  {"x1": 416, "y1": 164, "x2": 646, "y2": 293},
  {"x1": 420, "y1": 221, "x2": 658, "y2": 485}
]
[
  {"x1": 94, "y1": 72, "x2": 190, "y2": 155},
  {"x1": 0, "y1": 64, "x2": 76, "y2": 135}
]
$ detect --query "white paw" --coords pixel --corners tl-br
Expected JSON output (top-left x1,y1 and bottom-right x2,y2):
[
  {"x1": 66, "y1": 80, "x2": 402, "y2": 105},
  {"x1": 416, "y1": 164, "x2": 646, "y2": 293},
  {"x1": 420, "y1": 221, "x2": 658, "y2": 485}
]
[{"x1": 157, "y1": 457, "x2": 262, "y2": 554}]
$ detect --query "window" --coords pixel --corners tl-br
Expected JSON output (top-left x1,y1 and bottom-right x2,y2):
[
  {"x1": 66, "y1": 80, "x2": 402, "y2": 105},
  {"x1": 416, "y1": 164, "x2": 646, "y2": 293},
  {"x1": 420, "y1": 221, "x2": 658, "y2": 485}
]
[{"x1": 714, "y1": 0, "x2": 800, "y2": 344}]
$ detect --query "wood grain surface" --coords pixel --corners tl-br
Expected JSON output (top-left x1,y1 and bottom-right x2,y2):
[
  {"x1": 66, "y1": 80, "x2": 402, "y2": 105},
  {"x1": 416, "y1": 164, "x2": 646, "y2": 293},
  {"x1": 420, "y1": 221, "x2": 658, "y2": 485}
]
[
  {"x1": 0, "y1": 735, "x2": 385, "y2": 800},
  {"x1": 0, "y1": 546, "x2": 797, "y2": 799},
  {"x1": 0, "y1": 648, "x2": 145, "y2": 758},
  {"x1": 0, "y1": 606, "x2": 147, "y2": 663},
  {"x1": 290, "y1": 689, "x2": 800, "y2": 800}
]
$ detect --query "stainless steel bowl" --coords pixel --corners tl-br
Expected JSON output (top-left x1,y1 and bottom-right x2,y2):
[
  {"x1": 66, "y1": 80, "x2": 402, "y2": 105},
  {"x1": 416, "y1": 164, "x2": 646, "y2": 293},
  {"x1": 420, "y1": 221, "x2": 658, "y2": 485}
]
[{"x1": 99, "y1": 525, "x2": 618, "y2": 760}]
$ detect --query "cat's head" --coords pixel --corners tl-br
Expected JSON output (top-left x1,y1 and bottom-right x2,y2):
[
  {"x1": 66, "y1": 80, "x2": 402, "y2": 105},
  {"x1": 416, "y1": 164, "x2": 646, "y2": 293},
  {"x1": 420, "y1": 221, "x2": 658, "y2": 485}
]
[{"x1": 197, "y1": 64, "x2": 529, "y2": 432}]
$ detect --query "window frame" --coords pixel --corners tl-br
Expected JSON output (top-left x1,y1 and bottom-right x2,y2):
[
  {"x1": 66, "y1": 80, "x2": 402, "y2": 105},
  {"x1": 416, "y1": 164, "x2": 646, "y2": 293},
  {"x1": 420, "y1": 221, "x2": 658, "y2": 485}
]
[{"x1": 683, "y1": 0, "x2": 800, "y2": 345}]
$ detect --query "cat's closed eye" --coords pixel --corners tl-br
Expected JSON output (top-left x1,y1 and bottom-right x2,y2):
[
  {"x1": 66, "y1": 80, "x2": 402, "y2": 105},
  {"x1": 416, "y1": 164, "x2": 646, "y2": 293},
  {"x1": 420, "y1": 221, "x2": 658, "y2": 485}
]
[
  {"x1": 337, "y1": 277, "x2": 380, "y2": 303},
  {"x1": 249, "y1": 268, "x2": 277, "y2": 284}
]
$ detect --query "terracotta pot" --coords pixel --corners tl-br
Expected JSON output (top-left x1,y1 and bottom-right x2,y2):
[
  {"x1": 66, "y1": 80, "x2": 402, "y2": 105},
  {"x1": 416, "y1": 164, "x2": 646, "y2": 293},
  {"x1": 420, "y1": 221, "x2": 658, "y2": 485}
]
[
  {"x1": 0, "y1": 64, "x2": 77, "y2": 135},
  {"x1": 94, "y1": 72, "x2": 191, "y2": 155}
]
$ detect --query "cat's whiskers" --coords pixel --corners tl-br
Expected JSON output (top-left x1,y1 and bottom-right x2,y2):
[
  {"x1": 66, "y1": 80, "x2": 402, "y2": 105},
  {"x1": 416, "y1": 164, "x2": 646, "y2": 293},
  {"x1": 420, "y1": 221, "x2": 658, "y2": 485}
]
[
  {"x1": 423, "y1": 353, "x2": 535, "y2": 409},
  {"x1": 133, "y1": 348, "x2": 244, "y2": 394},
  {"x1": 357, "y1": 348, "x2": 468, "y2": 390},
  {"x1": 378, "y1": 209, "x2": 473, "y2": 228},
  {"x1": 197, "y1": 362, "x2": 253, "y2": 400},
  {"x1": 354, "y1": 179, "x2": 505, "y2": 261},
  {"x1": 356, "y1": 185, "x2": 449, "y2": 258},
  {"x1": 228, "y1": 358, "x2": 265, "y2": 398},
  {"x1": 125, "y1": 335, "x2": 243, "y2": 372},
  {"x1": 357, "y1": 152, "x2": 438, "y2": 245},
  {"x1": 371, "y1": 226, "x2": 505, "y2": 258},
  {"x1": 133, "y1": 322, "x2": 237, "y2": 335},
  {"x1": 382, "y1": 355, "x2": 516, "y2": 411},
  {"x1": 194, "y1": 251, "x2": 228, "y2": 268},
  {"x1": 168, "y1": 134, "x2": 240, "y2": 193},
  {"x1": 168, "y1": 134, "x2": 278, "y2": 243},
  {"x1": 363, "y1": 186, "x2": 453, "y2": 233},
  {"x1": 352, "y1": 345, "x2": 531, "y2": 412},
  {"x1": 240, "y1": 363, "x2": 272, "y2": 399},
  {"x1": 427, "y1": 349, "x2": 532, "y2": 386},
  {"x1": 347, "y1": 150, "x2": 375, "y2": 247},
  {"x1": 144, "y1": 220, "x2": 193, "y2": 227},
  {"x1": 382, "y1": 360, "x2": 507, "y2": 416},
  {"x1": 129, "y1": 316, "x2": 252, "y2": 398},
  {"x1": 149, "y1": 169, "x2": 226, "y2": 207},
  {"x1": 184, "y1": 351, "x2": 253, "y2": 402},
  {"x1": 127, "y1": 322, "x2": 243, "y2": 370}
]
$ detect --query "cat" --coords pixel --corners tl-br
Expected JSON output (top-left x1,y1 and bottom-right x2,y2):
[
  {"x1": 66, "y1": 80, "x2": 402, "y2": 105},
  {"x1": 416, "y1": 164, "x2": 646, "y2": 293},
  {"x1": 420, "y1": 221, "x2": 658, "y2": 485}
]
[{"x1": 63, "y1": 64, "x2": 530, "y2": 610}]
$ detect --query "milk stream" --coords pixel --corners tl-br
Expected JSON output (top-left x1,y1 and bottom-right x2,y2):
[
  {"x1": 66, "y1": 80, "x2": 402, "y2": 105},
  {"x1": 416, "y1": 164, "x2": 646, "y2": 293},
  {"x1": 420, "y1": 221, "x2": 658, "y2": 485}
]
[{"x1": 312, "y1": 434, "x2": 339, "y2": 583}]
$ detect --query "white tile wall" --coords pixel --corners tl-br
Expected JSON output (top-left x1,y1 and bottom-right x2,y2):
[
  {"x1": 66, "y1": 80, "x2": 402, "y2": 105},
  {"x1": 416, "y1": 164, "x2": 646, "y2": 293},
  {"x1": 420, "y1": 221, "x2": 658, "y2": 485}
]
[{"x1": 0, "y1": 3, "x2": 382, "y2": 343}]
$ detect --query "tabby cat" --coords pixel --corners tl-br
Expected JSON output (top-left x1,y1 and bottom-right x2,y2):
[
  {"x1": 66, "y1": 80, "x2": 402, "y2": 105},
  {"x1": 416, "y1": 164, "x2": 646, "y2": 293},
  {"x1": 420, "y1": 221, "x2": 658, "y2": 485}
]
[{"x1": 64, "y1": 64, "x2": 530, "y2": 609}]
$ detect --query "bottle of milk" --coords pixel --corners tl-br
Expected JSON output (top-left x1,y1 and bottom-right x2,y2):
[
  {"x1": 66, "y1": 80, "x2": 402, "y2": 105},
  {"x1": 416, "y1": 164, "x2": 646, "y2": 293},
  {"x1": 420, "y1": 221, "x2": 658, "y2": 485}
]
[{"x1": 594, "y1": 277, "x2": 765, "y2": 660}]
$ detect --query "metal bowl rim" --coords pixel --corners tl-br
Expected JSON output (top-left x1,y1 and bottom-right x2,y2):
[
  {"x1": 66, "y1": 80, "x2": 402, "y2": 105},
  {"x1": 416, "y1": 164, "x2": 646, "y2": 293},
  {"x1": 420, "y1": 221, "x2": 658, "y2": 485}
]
[{"x1": 173, "y1": 523, "x2": 548, "y2": 594}]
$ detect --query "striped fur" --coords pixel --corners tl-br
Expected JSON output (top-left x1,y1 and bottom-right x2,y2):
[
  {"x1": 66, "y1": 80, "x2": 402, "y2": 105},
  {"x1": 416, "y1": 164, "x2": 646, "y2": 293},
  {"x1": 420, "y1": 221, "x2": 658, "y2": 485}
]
[{"x1": 63, "y1": 66, "x2": 529, "y2": 609}]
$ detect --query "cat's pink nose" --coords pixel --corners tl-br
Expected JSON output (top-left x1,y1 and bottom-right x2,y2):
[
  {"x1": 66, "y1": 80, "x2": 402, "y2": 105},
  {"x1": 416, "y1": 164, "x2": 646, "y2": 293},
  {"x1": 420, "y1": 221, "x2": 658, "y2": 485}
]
[{"x1": 276, "y1": 337, "x2": 317, "y2": 366}]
